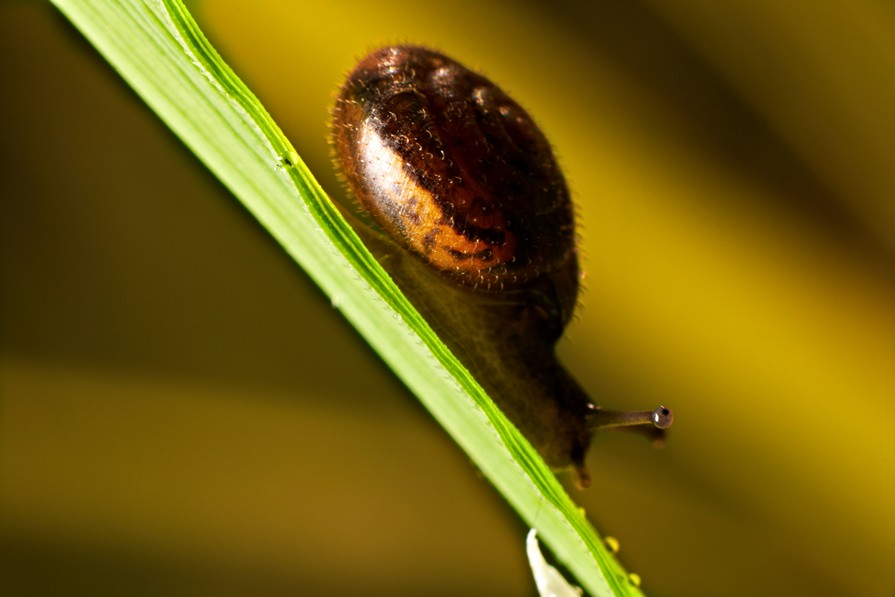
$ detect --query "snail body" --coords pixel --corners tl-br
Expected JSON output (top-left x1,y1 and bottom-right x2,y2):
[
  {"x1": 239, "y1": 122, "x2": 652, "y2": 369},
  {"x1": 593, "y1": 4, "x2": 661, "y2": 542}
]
[{"x1": 331, "y1": 46, "x2": 670, "y2": 487}]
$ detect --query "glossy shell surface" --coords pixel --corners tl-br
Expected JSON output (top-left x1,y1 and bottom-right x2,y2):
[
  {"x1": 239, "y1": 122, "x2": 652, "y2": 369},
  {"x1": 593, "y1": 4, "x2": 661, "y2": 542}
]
[{"x1": 331, "y1": 45, "x2": 578, "y2": 293}]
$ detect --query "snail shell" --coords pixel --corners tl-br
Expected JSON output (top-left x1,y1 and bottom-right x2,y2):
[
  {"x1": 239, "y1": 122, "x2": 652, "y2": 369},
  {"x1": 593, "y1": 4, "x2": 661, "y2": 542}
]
[{"x1": 331, "y1": 46, "x2": 668, "y2": 488}]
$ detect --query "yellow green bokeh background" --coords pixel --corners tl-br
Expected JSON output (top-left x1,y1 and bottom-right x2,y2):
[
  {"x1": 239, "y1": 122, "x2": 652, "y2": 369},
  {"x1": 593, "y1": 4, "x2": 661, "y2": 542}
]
[{"x1": 2, "y1": 1, "x2": 894, "y2": 595}]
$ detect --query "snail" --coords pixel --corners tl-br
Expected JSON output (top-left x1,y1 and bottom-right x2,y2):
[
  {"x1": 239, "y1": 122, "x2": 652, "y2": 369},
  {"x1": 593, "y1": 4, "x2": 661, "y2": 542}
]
[{"x1": 330, "y1": 45, "x2": 671, "y2": 489}]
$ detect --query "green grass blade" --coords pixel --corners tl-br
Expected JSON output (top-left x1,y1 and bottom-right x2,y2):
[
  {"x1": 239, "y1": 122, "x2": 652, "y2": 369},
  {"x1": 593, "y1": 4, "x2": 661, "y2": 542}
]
[{"x1": 49, "y1": 1, "x2": 645, "y2": 594}]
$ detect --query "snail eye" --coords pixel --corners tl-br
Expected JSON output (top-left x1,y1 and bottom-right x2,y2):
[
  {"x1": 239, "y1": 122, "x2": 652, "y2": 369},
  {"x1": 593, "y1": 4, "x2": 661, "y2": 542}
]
[{"x1": 651, "y1": 406, "x2": 674, "y2": 429}]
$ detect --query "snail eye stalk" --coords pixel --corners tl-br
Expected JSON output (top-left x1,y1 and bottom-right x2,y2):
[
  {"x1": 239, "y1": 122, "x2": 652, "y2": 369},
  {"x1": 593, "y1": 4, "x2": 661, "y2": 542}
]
[{"x1": 586, "y1": 405, "x2": 674, "y2": 431}]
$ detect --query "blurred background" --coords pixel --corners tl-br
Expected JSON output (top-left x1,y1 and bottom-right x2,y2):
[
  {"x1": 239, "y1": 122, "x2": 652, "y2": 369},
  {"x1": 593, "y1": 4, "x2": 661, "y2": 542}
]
[{"x1": 2, "y1": 1, "x2": 894, "y2": 595}]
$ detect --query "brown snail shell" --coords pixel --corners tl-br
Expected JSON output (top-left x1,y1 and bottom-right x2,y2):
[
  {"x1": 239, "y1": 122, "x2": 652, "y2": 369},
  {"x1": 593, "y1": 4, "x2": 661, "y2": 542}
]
[{"x1": 330, "y1": 45, "x2": 670, "y2": 488}]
